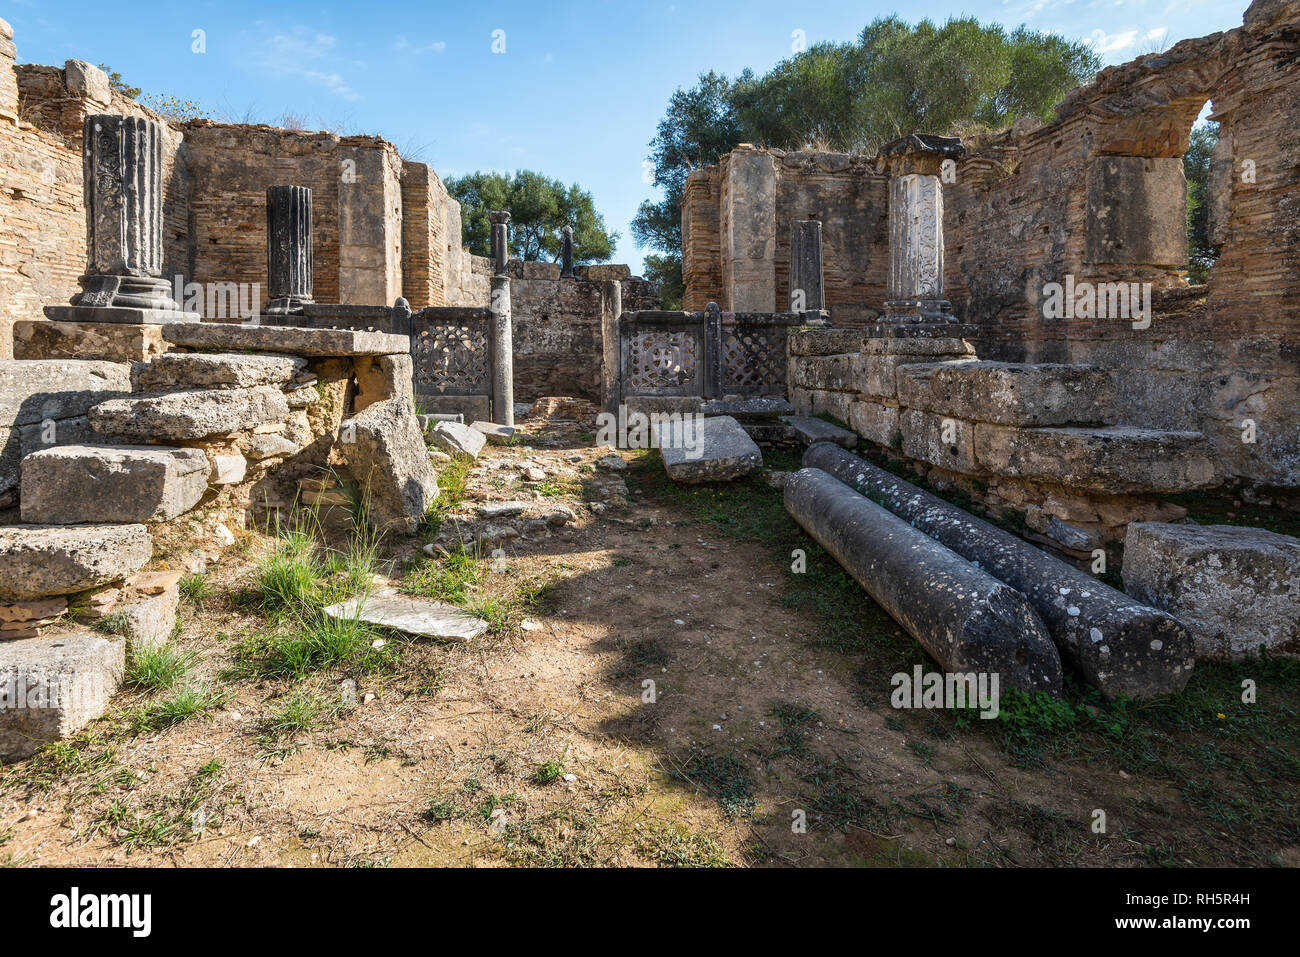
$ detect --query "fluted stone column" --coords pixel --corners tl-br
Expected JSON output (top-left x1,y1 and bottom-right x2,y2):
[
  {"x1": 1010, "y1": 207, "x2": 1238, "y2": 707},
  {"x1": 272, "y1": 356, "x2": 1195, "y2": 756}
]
[
  {"x1": 265, "y1": 185, "x2": 313, "y2": 316},
  {"x1": 876, "y1": 134, "x2": 964, "y2": 324},
  {"x1": 46, "y1": 114, "x2": 189, "y2": 323},
  {"x1": 560, "y1": 225, "x2": 575, "y2": 278},
  {"x1": 789, "y1": 219, "x2": 829, "y2": 325}
]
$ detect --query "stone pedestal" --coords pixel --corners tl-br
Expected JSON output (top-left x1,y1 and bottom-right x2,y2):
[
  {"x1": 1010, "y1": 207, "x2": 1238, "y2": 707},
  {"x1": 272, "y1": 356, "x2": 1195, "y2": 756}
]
[
  {"x1": 789, "y1": 219, "x2": 829, "y2": 325},
  {"x1": 46, "y1": 115, "x2": 188, "y2": 325},
  {"x1": 265, "y1": 185, "x2": 313, "y2": 316},
  {"x1": 875, "y1": 134, "x2": 964, "y2": 327}
]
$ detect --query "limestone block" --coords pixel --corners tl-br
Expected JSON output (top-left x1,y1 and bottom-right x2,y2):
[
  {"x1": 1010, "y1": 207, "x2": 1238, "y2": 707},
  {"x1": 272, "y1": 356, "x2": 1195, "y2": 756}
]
[
  {"x1": 791, "y1": 354, "x2": 860, "y2": 392},
  {"x1": 0, "y1": 525, "x2": 152, "y2": 601},
  {"x1": 974, "y1": 425, "x2": 1221, "y2": 494},
  {"x1": 806, "y1": 389, "x2": 852, "y2": 426},
  {"x1": 427, "y1": 421, "x2": 487, "y2": 459},
  {"x1": 919, "y1": 361, "x2": 1116, "y2": 426},
  {"x1": 20, "y1": 445, "x2": 210, "y2": 524},
  {"x1": 63, "y1": 60, "x2": 111, "y2": 104},
  {"x1": 781, "y1": 415, "x2": 857, "y2": 448},
  {"x1": 470, "y1": 421, "x2": 515, "y2": 445},
  {"x1": 1124, "y1": 523, "x2": 1300, "y2": 661},
  {"x1": 337, "y1": 398, "x2": 438, "y2": 533},
  {"x1": 0, "y1": 632, "x2": 126, "y2": 760},
  {"x1": 354, "y1": 354, "x2": 414, "y2": 413},
  {"x1": 90, "y1": 386, "x2": 289, "y2": 441},
  {"x1": 0, "y1": 360, "x2": 133, "y2": 429},
  {"x1": 324, "y1": 594, "x2": 487, "y2": 642},
  {"x1": 210, "y1": 454, "x2": 247, "y2": 485},
  {"x1": 117, "y1": 582, "x2": 180, "y2": 654},
  {"x1": 849, "y1": 400, "x2": 901, "y2": 448},
  {"x1": 900, "y1": 408, "x2": 980, "y2": 474},
  {"x1": 787, "y1": 329, "x2": 869, "y2": 357},
  {"x1": 13, "y1": 321, "x2": 167, "y2": 364},
  {"x1": 657, "y1": 415, "x2": 761, "y2": 483},
  {"x1": 162, "y1": 324, "x2": 409, "y2": 357},
  {"x1": 136, "y1": 353, "x2": 306, "y2": 391},
  {"x1": 1085, "y1": 156, "x2": 1187, "y2": 266}
]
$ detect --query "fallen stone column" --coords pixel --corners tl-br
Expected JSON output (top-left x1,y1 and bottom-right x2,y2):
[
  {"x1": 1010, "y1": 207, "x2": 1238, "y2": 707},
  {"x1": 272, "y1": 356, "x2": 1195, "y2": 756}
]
[
  {"x1": 784, "y1": 467, "x2": 1062, "y2": 694},
  {"x1": 804, "y1": 443, "x2": 1195, "y2": 699}
]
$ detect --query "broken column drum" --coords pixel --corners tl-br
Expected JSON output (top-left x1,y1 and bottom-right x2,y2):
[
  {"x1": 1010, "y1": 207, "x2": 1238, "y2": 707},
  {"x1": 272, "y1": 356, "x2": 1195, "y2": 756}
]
[
  {"x1": 784, "y1": 467, "x2": 1063, "y2": 694},
  {"x1": 803, "y1": 443, "x2": 1195, "y2": 699},
  {"x1": 75, "y1": 114, "x2": 179, "y2": 311},
  {"x1": 489, "y1": 210, "x2": 511, "y2": 278},
  {"x1": 266, "y1": 185, "x2": 313, "y2": 315}
]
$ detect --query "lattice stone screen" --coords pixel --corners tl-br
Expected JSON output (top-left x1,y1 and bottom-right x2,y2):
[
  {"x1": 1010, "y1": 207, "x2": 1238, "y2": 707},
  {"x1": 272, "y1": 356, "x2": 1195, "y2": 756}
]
[{"x1": 614, "y1": 305, "x2": 799, "y2": 406}]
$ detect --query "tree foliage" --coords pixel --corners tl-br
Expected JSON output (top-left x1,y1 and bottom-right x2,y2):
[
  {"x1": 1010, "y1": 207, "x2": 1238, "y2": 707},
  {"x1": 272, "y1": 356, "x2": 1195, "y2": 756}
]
[
  {"x1": 447, "y1": 170, "x2": 617, "y2": 264},
  {"x1": 1184, "y1": 122, "x2": 1220, "y2": 284},
  {"x1": 631, "y1": 15, "x2": 1103, "y2": 302}
]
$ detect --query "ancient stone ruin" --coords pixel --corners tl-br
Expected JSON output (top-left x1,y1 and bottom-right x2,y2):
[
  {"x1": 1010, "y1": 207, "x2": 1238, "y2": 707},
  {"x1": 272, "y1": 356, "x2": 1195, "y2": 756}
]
[{"x1": 0, "y1": 2, "x2": 1296, "y2": 876}]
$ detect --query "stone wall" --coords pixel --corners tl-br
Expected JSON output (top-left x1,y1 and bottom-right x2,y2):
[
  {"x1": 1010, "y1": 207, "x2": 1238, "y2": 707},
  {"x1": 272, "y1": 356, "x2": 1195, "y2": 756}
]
[
  {"x1": 507, "y1": 261, "x2": 659, "y2": 402},
  {"x1": 686, "y1": 0, "x2": 1300, "y2": 487}
]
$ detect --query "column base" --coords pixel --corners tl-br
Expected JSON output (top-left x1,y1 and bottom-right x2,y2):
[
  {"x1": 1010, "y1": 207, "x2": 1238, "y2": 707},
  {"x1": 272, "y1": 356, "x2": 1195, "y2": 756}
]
[
  {"x1": 880, "y1": 298, "x2": 956, "y2": 323},
  {"x1": 44, "y1": 305, "x2": 197, "y2": 325},
  {"x1": 75, "y1": 274, "x2": 181, "y2": 311}
]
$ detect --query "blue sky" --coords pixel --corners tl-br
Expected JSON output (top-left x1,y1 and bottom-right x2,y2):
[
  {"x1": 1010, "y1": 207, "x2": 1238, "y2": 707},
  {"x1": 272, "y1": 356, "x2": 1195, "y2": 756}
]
[{"x1": 8, "y1": 0, "x2": 1245, "y2": 272}]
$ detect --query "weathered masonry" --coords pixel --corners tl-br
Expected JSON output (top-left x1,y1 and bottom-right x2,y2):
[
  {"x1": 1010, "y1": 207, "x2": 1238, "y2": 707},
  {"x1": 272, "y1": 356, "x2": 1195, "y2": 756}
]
[
  {"x1": 0, "y1": 30, "x2": 659, "y2": 399},
  {"x1": 684, "y1": 0, "x2": 1300, "y2": 496}
]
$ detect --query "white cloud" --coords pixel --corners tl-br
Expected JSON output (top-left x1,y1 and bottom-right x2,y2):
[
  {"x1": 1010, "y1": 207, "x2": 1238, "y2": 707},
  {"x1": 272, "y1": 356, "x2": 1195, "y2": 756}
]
[
  {"x1": 252, "y1": 26, "x2": 361, "y2": 101},
  {"x1": 393, "y1": 35, "x2": 447, "y2": 55},
  {"x1": 1088, "y1": 28, "x2": 1139, "y2": 54}
]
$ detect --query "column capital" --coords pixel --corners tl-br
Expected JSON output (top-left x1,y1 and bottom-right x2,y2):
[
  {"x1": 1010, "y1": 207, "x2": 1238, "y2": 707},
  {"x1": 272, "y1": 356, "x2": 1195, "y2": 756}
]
[{"x1": 875, "y1": 133, "x2": 965, "y2": 178}]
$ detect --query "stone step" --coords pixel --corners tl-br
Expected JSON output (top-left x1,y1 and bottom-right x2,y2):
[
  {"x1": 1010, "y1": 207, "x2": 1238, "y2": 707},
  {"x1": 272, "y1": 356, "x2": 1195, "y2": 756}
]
[
  {"x1": 898, "y1": 360, "x2": 1116, "y2": 426},
  {"x1": 0, "y1": 524, "x2": 152, "y2": 601},
  {"x1": 162, "y1": 323, "x2": 408, "y2": 357},
  {"x1": 657, "y1": 415, "x2": 762, "y2": 483},
  {"x1": 780, "y1": 415, "x2": 857, "y2": 448},
  {"x1": 136, "y1": 352, "x2": 307, "y2": 391},
  {"x1": 974, "y1": 425, "x2": 1222, "y2": 494},
  {"x1": 0, "y1": 630, "x2": 126, "y2": 761},
  {"x1": 20, "y1": 445, "x2": 210, "y2": 524},
  {"x1": 89, "y1": 385, "x2": 289, "y2": 441}
]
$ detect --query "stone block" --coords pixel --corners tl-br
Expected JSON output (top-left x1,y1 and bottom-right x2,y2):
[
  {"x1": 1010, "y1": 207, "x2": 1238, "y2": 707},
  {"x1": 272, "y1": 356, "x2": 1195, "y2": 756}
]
[
  {"x1": 470, "y1": 421, "x2": 515, "y2": 445},
  {"x1": 781, "y1": 415, "x2": 857, "y2": 448},
  {"x1": 162, "y1": 323, "x2": 409, "y2": 357},
  {"x1": 1085, "y1": 156, "x2": 1187, "y2": 266},
  {"x1": 918, "y1": 361, "x2": 1117, "y2": 426},
  {"x1": 849, "y1": 400, "x2": 901, "y2": 447},
  {"x1": 117, "y1": 583, "x2": 180, "y2": 654},
  {"x1": 0, "y1": 631, "x2": 126, "y2": 761},
  {"x1": 19, "y1": 445, "x2": 210, "y2": 524},
  {"x1": 427, "y1": 421, "x2": 487, "y2": 459},
  {"x1": 13, "y1": 321, "x2": 167, "y2": 364},
  {"x1": 1123, "y1": 523, "x2": 1300, "y2": 661},
  {"x1": 324, "y1": 594, "x2": 488, "y2": 642},
  {"x1": 210, "y1": 454, "x2": 247, "y2": 485},
  {"x1": 0, "y1": 360, "x2": 133, "y2": 429},
  {"x1": 974, "y1": 425, "x2": 1221, "y2": 494},
  {"x1": 417, "y1": 393, "x2": 492, "y2": 423},
  {"x1": 62, "y1": 59, "x2": 111, "y2": 103},
  {"x1": 136, "y1": 353, "x2": 306, "y2": 391},
  {"x1": 354, "y1": 354, "x2": 414, "y2": 413},
  {"x1": 900, "y1": 408, "x2": 980, "y2": 474},
  {"x1": 0, "y1": 525, "x2": 152, "y2": 601},
  {"x1": 90, "y1": 386, "x2": 289, "y2": 441},
  {"x1": 806, "y1": 389, "x2": 852, "y2": 425},
  {"x1": 658, "y1": 415, "x2": 762, "y2": 483},
  {"x1": 338, "y1": 398, "x2": 438, "y2": 533},
  {"x1": 787, "y1": 329, "x2": 868, "y2": 357}
]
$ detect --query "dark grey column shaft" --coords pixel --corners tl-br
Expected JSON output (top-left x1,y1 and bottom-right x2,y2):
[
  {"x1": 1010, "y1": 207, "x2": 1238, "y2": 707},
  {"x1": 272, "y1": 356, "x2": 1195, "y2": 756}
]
[
  {"x1": 804, "y1": 443, "x2": 1195, "y2": 699},
  {"x1": 266, "y1": 185, "x2": 313, "y2": 310},
  {"x1": 489, "y1": 210, "x2": 511, "y2": 277},
  {"x1": 785, "y1": 468, "x2": 1062, "y2": 694},
  {"x1": 490, "y1": 274, "x2": 514, "y2": 426},
  {"x1": 560, "y1": 224, "x2": 575, "y2": 278},
  {"x1": 79, "y1": 113, "x2": 176, "y2": 308},
  {"x1": 789, "y1": 220, "x2": 825, "y2": 314}
]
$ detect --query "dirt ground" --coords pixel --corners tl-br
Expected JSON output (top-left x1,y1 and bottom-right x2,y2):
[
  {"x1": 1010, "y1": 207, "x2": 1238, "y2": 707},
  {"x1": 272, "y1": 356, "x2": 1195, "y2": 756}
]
[{"x1": 1, "y1": 401, "x2": 1295, "y2": 868}]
